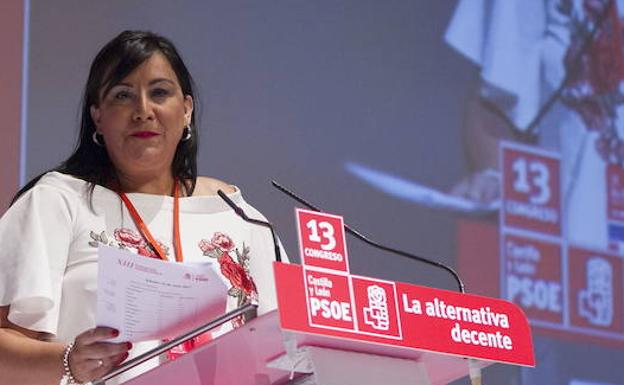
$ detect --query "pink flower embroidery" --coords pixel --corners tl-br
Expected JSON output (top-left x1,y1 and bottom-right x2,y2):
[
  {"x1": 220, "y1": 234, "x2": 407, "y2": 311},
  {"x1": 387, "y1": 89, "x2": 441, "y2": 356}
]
[
  {"x1": 211, "y1": 232, "x2": 235, "y2": 252},
  {"x1": 198, "y1": 239, "x2": 216, "y2": 254},
  {"x1": 113, "y1": 227, "x2": 167, "y2": 259},
  {"x1": 137, "y1": 247, "x2": 154, "y2": 257},
  {"x1": 114, "y1": 228, "x2": 145, "y2": 248}
]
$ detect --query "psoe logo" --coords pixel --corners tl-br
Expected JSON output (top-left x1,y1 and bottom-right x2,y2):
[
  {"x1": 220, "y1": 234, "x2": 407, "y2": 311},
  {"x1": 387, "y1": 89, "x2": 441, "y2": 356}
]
[
  {"x1": 578, "y1": 257, "x2": 613, "y2": 327},
  {"x1": 363, "y1": 285, "x2": 390, "y2": 331}
]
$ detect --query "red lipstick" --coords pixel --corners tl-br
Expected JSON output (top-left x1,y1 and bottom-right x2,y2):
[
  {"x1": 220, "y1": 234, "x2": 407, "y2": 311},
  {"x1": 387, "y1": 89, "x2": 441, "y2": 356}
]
[{"x1": 131, "y1": 131, "x2": 159, "y2": 138}]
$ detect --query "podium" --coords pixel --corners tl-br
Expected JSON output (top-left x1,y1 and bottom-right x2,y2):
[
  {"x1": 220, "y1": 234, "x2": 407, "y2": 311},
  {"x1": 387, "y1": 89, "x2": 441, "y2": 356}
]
[
  {"x1": 118, "y1": 310, "x2": 485, "y2": 385},
  {"x1": 102, "y1": 262, "x2": 534, "y2": 385}
]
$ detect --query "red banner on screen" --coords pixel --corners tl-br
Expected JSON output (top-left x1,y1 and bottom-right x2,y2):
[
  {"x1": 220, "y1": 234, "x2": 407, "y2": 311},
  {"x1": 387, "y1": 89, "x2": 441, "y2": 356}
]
[
  {"x1": 501, "y1": 143, "x2": 561, "y2": 236},
  {"x1": 568, "y1": 247, "x2": 624, "y2": 334},
  {"x1": 502, "y1": 233, "x2": 563, "y2": 324}
]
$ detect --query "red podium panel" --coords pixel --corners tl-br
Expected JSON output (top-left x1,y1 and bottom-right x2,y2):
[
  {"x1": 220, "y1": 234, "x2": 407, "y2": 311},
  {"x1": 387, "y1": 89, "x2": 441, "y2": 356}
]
[{"x1": 276, "y1": 263, "x2": 534, "y2": 367}]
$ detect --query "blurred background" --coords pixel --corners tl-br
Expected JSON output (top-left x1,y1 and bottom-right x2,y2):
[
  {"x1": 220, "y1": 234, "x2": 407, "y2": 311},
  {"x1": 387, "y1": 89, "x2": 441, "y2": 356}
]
[{"x1": 1, "y1": 1, "x2": 622, "y2": 384}]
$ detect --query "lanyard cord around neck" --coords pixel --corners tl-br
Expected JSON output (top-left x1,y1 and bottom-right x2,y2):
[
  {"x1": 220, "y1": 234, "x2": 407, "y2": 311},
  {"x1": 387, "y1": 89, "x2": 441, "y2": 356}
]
[{"x1": 118, "y1": 181, "x2": 184, "y2": 262}]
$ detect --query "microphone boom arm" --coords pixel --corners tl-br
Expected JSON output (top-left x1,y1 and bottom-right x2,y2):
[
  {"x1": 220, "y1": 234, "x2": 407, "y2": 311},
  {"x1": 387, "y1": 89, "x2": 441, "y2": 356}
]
[
  {"x1": 271, "y1": 180, "x2": 465, "y2": 293},
  {"x1": 217, "y1": 190, "x2": 283, "y2": 263}
]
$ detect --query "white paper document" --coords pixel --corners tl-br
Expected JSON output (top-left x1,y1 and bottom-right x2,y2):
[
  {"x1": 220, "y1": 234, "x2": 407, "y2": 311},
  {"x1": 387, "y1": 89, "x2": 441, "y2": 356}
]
[{"x1": 96, "y1": 245, "x2": 228, "y2": 342}]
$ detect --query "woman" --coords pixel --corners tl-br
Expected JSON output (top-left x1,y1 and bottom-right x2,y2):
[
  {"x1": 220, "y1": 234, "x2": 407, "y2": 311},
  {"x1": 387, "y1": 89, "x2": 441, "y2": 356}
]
[{"x1": 0, "y1": 30, "x2": 282, "y2": 384}]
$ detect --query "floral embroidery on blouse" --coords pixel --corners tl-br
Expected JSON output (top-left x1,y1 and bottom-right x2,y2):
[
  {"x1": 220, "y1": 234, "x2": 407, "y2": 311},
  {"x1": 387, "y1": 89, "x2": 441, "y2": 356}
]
[
  {"x1": 89, "y1": 227, "x2": 169, "y2": 259},
  {"x1": 198, "y1": 232, "x2": 258, "y2": 308}
]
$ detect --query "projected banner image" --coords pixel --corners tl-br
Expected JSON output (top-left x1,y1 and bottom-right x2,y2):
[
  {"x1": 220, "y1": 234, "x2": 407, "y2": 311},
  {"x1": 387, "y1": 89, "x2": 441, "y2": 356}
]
[
  {"x1": 345, "y1": 0, "x2": 624, "y2": 384},
  {"x1": 346, "y1": 0, "x2": 624, "y2": 345},
  {"x1": 498, "y1": 142, "x2": 623, "y2": 341},
  {"x1": 447, "y1": 0, "x2": 624, "y2": 347}
]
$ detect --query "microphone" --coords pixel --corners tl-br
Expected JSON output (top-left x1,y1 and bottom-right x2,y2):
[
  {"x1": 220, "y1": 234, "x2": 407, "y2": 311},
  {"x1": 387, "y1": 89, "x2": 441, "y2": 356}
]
[
  {"x1": 217, "y1": 190, "x2": 283, "y2": 263},
  {"x1": 271, "y1": 180, "x2": 466, "y2": 293}
]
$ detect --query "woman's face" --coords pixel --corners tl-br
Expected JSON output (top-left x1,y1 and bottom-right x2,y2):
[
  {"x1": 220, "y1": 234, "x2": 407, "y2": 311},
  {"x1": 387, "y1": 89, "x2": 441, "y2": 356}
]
[{"x1": 90, "y1": 52, "x2": 193, "y2": 180}]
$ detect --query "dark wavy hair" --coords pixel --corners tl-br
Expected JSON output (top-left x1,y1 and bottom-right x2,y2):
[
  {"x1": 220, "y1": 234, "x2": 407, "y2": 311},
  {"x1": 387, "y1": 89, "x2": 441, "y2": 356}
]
[{"x1": 11, "y1": 30, "x2": 198, "y2": 205}]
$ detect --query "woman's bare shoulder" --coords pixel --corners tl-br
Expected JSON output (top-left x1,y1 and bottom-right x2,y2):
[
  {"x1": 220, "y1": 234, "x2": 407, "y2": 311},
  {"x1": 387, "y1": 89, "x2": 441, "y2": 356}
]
[{"x1": 191, "y1": 176, "x2": 236, "y2": 196}]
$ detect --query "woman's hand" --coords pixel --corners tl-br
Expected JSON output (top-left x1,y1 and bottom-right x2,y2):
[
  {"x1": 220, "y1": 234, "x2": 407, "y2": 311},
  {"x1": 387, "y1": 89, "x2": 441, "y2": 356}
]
[{"x1": 68, "y1": 327, "x2": 131, "y2": 383}]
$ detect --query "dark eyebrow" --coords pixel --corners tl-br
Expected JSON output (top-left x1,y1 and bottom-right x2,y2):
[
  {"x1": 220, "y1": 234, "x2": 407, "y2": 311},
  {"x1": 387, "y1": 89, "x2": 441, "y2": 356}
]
[
  {"x1": 110, "y1": 82, "x2": 132, "y2": 88},
  {"x1": 111, "y1": 78, "x2": 176, "y2": 88},
  {"x1": 149, "y1": 78, "x2": 176, "y2": 86}
]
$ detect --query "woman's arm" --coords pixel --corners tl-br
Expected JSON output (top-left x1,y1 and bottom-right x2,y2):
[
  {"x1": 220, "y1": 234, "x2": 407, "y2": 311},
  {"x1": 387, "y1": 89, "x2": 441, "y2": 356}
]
[
  {"x1": 0, "y1": 306, "x2": 65, "y2": 385},
  {"x1": 0, "y1": 306, "x2": 131, "y2": 385}
]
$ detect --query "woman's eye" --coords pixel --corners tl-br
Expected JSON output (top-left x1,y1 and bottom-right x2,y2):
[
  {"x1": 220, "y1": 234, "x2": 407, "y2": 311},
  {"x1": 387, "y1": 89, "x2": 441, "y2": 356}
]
[
  {"x1": 151, "y1": 88, "x2": 171, "y2": 98},
  {"x1": 112, "y1": 90, "x2": 132, "y2": 101}
]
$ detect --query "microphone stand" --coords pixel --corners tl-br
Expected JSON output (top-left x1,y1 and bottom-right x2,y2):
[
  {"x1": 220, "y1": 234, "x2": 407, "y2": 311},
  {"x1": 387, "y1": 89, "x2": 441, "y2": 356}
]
[
  {"x1": 271, "y1": 180, "x2": 465, "y2": 293},
  {"x1": 217, "y1": 190, "x2": 283, "y2": 263}
]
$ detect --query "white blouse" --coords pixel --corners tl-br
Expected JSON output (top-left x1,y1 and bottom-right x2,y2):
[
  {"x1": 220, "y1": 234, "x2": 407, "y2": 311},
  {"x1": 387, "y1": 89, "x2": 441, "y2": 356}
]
[{"x1": 0, "y1": 172, "x2": 284, "y2": 383}]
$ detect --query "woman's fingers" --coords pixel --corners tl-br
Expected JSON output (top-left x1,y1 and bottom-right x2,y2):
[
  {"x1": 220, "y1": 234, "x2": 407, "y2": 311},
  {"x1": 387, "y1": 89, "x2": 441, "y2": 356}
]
[
  {"x1": 70, "y1": 344, "x2": 131, "y2": 383},
  {"x1": 113, "y1": 352, "x2": 130, "y2": 366},
  {"x1": 73, "y1": 341, "x2": 131, "y2": 360},
  {"x1": 74, "y1": 326, "x2": 118, "y2": 345},
  {"x1": 69, "y1": 327, "x2": 132, "y2": 383},
  {"x1": 83, "y1": 352, "x2": 129, "y2": 376},
  {"x1": 82, "y1": 357, "x2": 107, "y2": 372}
]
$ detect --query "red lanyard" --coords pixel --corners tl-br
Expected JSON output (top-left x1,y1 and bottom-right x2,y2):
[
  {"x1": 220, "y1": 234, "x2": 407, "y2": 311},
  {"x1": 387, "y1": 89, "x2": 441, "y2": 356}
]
[{"x1": 118, "y1": 181, "x2": 184, "y2": 262}]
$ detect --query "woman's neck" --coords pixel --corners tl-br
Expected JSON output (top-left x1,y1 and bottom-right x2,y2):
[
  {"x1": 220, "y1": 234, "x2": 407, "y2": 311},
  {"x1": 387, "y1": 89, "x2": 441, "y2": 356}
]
[{"x1": 115, "y1": 171, "x2": 176, "y2": 196}]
